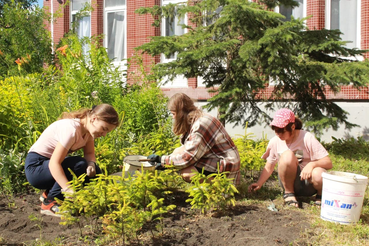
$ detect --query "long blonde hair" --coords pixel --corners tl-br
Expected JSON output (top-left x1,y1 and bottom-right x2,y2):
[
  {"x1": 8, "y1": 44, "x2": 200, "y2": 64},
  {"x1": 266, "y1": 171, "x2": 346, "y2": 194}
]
[
  {"x1": 59, "y1": 104, "x2": 120, "y2": 126},
  {"x1": 167, "y1": 93, "x2": 203, "y2": 136}
]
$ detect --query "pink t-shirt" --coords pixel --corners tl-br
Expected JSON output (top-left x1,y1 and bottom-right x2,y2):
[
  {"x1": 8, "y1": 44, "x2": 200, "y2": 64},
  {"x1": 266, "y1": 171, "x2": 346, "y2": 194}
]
[
  {"x1": 262, "y1": 130, "x2": 329, "y2": 168},
  {"x1": 29, "y1": 119, "x2": 93, "y2": 158}
]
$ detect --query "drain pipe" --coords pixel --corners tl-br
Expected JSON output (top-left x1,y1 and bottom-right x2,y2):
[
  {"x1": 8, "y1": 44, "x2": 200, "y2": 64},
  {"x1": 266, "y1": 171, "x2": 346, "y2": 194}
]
[{"x1": 50, "y1": 0, "x2": 54, "y2": 53}]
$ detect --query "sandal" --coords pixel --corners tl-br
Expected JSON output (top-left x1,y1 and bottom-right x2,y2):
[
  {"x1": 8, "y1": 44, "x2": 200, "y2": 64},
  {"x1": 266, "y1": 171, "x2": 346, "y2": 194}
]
[
  {"x1": 314, "y1": 194, "x2": 322, "y2": 206},
  {"x1": 283, "y1": 193, "x2": 299, "y2": 208}
]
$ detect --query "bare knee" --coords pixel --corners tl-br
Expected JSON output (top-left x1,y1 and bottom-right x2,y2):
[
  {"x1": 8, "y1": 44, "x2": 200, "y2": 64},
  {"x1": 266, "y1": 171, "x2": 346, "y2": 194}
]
[
  {"x1": 278, "y1": 150, "x2": 298, "y2": 174},
  {"x1": 311, "y1": 167, "x2": 326, "y2": 190},
  {"x1": 279, "y1": 150, "x2": 297, "y2": 166},
  {"x1": 180, "y1": 166, "x2": 198, "y2": 183}
]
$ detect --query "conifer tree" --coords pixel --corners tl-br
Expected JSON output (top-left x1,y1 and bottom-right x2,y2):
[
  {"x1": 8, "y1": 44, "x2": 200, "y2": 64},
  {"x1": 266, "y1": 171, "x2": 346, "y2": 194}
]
[{"x1": 137, "y1": 0, "x2": 369, "y2": 132}]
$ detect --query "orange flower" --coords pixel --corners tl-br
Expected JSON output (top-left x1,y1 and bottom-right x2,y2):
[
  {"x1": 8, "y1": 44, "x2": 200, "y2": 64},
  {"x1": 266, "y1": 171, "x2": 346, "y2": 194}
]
[
  {"x1": 56, "y1": 45, "x2": 68, "y2": 56},
  {"x1": 15, "y1": 58, "x2": 22, "y2": 65},
  {"x1": 21, "y1": 57, "x2": 29, "y2": 64},
  {"x1": 0, "y1": 50, "x2": 3, "y2": 56}
]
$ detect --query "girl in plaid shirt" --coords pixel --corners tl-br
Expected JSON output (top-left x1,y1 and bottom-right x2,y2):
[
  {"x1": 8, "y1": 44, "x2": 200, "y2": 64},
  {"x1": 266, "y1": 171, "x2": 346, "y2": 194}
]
[{"x1": 148, "y1": 93, "x2": 241, "y2": 185}]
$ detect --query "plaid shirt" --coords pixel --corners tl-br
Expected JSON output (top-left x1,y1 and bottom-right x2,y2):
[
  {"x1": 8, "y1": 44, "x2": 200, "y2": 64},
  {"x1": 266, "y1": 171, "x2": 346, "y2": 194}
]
[{"x1": 162, "y1": 113, "x2": 240, "y2": 186}]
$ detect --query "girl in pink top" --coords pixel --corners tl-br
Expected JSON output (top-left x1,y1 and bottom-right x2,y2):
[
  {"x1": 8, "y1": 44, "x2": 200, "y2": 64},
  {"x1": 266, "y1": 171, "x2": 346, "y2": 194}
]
[
  {"x1": 248, "y1": 108, "x2": 332, "y2": 208},
  {"x1": 25, "y1": 104, "x2": 119, "y2": 216}
]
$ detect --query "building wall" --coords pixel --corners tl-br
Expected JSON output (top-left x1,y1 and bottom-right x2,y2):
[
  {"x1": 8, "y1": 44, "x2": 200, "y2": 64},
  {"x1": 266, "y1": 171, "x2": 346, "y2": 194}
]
[
  {"x1": 306, "y1": 0, "x2": 325, "y2": 29},
  {"x1": 126, "y1": 0, "x2": 161, "y2": 79},
  {"x1": 43, "y1": 0, "x2": 369, "y2": 141}
]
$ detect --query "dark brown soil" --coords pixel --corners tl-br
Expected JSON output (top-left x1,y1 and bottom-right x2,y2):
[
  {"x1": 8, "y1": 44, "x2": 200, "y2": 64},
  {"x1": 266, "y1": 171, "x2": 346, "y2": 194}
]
[{"x1": 0, "y1": 186, "x2": 314, "y2": 246}]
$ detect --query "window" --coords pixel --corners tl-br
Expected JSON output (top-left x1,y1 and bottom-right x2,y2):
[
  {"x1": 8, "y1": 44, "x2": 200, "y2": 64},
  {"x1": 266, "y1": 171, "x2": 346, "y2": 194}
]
[
  {"x1": 104, "y1": 0, "x2": 126, "y2": 63},
  {"x1": 162, "y1": 0, "x2": 186, "y2": 60},
  {"x1": 278, "y1": 0, "x2": 305, "y2": 21},
  {"x1": 326, "y1": 0, "x2": 359, "y2": 49},
  {"x1": 205, "y1": 6, "x2": 223, "y2": 26},
  {"x1": 71, "y1": 0, "x2": 91, "y2": 54}
]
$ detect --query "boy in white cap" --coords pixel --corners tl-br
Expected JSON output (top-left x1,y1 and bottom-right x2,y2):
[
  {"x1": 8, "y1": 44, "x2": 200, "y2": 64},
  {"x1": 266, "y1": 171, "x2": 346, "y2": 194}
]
[{"x1": 248, "y1": 108, "x2": 332, "y2": 207}]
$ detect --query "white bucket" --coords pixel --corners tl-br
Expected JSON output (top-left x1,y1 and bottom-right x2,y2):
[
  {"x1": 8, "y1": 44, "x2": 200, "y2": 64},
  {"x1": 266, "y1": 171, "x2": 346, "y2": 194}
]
[
  {"x1": 122, "y1": 155, "x2": 155, "y2": 177},
  {"x1": 321, "y1": 171, "x2": 368, "y2": 224}
]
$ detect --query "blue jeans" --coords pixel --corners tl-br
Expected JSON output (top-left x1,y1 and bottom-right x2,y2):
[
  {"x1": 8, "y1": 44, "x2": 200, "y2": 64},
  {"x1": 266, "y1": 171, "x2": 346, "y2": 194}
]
[{"x1": 25, "y1": 152, "x2": 101, "y2": 201}]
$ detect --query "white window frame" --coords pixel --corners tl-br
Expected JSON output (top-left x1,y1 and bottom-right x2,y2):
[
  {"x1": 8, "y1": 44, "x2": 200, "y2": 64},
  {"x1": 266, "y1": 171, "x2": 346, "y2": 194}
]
[
  {"x1": 275, "y1": 0, "x2": 307, "y2": 22},
  {"x1": 70, "y1": 0, "x2": 91, "y2": 56},
  {"x1": 104, "y1": 0, "x2": 127, "y2": 66},
  {"x1": 161, "y1": 0, "x2": 187, "y2": 63},
  {"x1": 325, "y1": 0, "x2": 361, "y2": 50},
  {"x1": 70, "y1": 0, "x2": 91, "y2": 38}
]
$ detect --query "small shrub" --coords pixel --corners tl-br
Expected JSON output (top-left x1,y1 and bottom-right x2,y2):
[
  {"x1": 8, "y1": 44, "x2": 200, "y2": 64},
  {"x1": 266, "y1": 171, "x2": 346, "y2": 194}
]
[
  {"x1": 185, "y1": 169, "x2": 238, "y2": 215},
  {"x1": 233, "y1": 123, "x2": 268, "y2": 178}
]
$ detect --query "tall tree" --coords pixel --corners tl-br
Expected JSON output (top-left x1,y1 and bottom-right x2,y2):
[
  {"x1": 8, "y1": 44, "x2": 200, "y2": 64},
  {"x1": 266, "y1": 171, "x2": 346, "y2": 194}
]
[
  {"x1": 0, "y1": 2, "x2": 52, "y2": 78},
  {"x1": 0, "y1": 0, "x2": 36, "y2": 14},
  {"x1": 136, "y1": 0, "x2": 369, "y2": 132}
]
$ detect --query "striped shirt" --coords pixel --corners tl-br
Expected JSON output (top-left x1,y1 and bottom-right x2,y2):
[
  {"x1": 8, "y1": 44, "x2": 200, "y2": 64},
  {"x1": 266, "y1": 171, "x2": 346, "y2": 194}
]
[{"x1": 161, "y1": 113, "x2": 240, "y2": 185}]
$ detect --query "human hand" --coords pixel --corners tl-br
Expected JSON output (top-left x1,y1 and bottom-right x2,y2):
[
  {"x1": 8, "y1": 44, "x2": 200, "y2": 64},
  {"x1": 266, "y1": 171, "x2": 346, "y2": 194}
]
[
  {"x1": 61, "y1": 186, "x2": 74, "y2": 199},
  {"x1": 300, "y1": 163, "x2": 314, "y2": 181},
  {"x1": 248, "y1": 183, "x2": 261, "y2": 193},
  {"x1": 86, "y1": 161, "x2": 96, "y2": 177},
  {"x1": 147, "y1": 154, "x2": 161, "y2": 166},
  {"x1": 155, "y1": 162, "x2": 166, "y2": 170}
]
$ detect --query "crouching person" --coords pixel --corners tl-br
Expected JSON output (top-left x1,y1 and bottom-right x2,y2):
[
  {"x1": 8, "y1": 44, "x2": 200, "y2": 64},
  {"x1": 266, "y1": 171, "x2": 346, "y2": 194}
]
[
  {"x1": 248, "y1": 108, "x2": 332, "y2": 207},
  {"x1": 147, "y1": 93, "x2": 240, "y2": 186}
]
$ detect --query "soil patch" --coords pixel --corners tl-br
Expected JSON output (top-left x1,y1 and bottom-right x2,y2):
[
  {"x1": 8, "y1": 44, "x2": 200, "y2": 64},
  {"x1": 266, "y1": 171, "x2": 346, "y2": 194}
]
[{"x1": 0, "y1": 189, "x2": 312, "y2": 245}]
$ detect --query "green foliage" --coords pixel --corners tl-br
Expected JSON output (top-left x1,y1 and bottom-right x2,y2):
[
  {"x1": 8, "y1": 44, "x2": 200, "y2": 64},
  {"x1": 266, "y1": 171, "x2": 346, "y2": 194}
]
[
  {"x1": 233, "y1": 123, "x2": 268, "y2": 178},
  {"x1": 54, "y1": 34, "x2": 125, "y2": 108},
  {"x1": 137, "y1": 0, "x2": 369, "y2": 133},
  {"x1": 323, "y1": 137, "x2": 369, "y2": 175},
  {"x1": 59, "y1": 170, "x2": 179, "y2": 244},
  {"x1": 0, "y1": 2, "x2": 52, "y2": 78},
  {"x1": 0, "y1": 75, "x2": 41, "y2": 150},
  {"x1": 0, "y1": 149, "x2": 27, "y2": 195},
  {"x1": 0, "y1": 32, "x2": 177, "y2": 194},
  {"x1": 185, "y1": 169, "x2": 238, "y2": 214},
  {"x1": 324, "y1": 136, "x2": 369, "y2": 161}
]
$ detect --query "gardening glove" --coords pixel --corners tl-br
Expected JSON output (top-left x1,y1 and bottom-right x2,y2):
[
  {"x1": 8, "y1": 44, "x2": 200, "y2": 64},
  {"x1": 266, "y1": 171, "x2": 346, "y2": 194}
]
[
  {"x1": 147, "y1": 154, "x2": 161, "y2": 165},
  {"x1": 86, "y1": 161, "x2": 96, "y2": 177},
  {"x1": 147, "y1": 154, "x2": 166, "y2": 170},
  {"x1": 155, "y1": 162, "x2": 166, "y2": 170}
]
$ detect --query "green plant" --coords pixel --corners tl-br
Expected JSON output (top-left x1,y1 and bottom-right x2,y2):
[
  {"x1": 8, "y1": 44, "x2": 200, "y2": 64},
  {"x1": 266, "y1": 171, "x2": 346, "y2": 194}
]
[
  {"x1": 186, "y1": 168, "x2": 238, "y2": 214},
  {"x1": 29, "y1": 214, "x2": 44, "y2": 240},
  {"x1": 0, "y1": 149, "x2": 27, "y2": 195},
  {"x1": 59, "y1": 168, "x2": 178, "y2": 244},
  {"x1": 233, "y1": 123, "x2": 268, "y2": 178}
]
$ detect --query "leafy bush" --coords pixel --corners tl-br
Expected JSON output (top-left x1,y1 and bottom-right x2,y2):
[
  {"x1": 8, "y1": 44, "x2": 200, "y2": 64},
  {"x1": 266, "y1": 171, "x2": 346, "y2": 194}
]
[
  {"x1": 233, "y1": 124, "x2": 268, "y2": 178},
  {"x1": 323, "y1": 136, "x2": 369, "y2": 161},
  {"x1": 60, "y1": 170, "x2": 180, "y2": 244},
  {"x1": 0, "y1": 3, "x2": 52, "y2": 79},
  {"x1": 0, "y1": 149, "x2": 27, "y2": 195},
  {"x1": 0, "y1": 75, "x2": 40, "y2": 150},
  {"x1": 185, "y1": 169, "x2": 238, "y2": 214}
]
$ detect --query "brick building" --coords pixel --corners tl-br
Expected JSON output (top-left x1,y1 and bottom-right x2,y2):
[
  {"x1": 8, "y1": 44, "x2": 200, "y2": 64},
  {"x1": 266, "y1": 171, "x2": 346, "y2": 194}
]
[{"x1": 44, "y1": 0, "x2": 369, "y2": 101}]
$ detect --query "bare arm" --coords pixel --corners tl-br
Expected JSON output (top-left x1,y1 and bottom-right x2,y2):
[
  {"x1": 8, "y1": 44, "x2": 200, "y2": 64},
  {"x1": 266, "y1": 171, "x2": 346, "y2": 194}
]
[
  {"x1": 248, "y1": 162, "x2": 275, "y2": 192},
  {"x1": 83, "y1": 140, "x2": 96, "y2": 163},
  {"x1": 300, "y1": 156, "x2": 332, "y2": 180},
  {"x1": 83, "y1": 140, "x2": 97, "y2": 177},
  {"x1": 49, "y1": 142, "x2": 70, "y2": 190}
]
